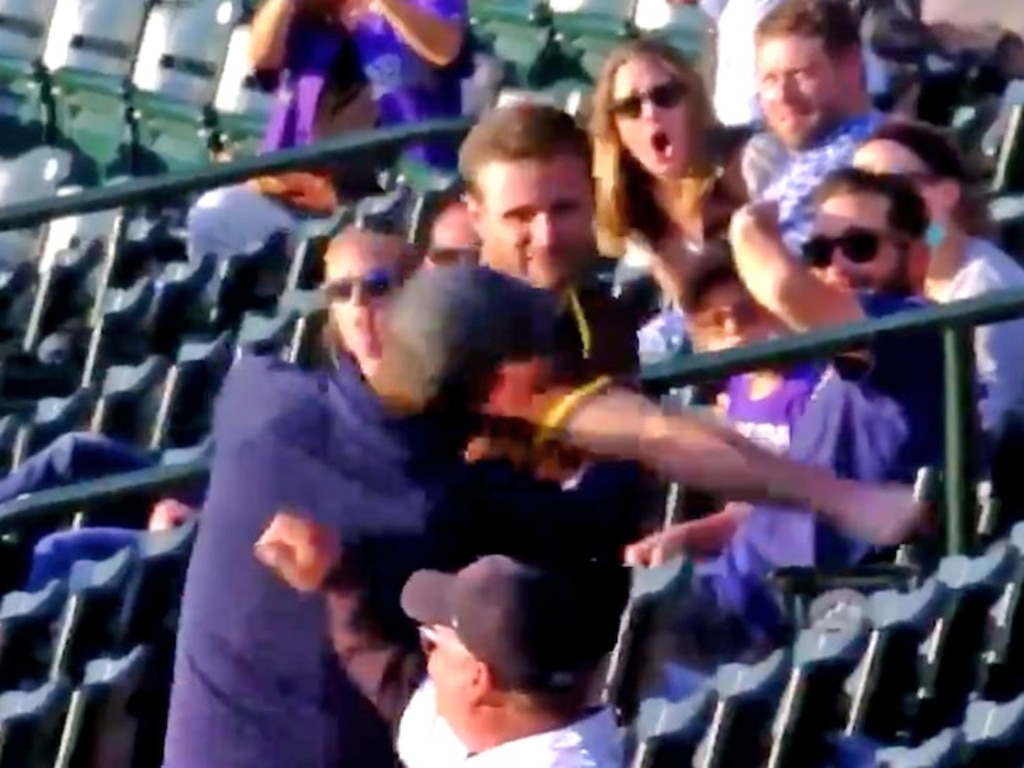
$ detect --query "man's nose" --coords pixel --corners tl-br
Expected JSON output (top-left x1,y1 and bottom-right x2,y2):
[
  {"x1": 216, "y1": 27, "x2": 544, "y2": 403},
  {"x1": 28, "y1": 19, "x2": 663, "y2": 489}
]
[{"x1": 529, "y1": 212, "x2": 558, "y2": 248}]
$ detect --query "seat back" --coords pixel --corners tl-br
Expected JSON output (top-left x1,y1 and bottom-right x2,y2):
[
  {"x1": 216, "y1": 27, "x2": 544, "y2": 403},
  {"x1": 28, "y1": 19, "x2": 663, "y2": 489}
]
[
  {"x1": 211, "y1": 24, "x2": 273, "y2": 123},
  {"x1": 0, "y1": 0, "x2": 60, "y2": 63},
  {"x1": 42, "y1": 0, "x2": 151, "y2": 77},
  {"x1": 132, "y1": 0, "x2": 244, "y2": 105}
]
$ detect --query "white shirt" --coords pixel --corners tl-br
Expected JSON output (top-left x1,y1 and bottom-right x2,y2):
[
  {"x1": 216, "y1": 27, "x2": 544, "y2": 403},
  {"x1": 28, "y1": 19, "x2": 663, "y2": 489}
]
[
  {"x1": 397, "y1": 681, "x2": 623, "y2": 768},
  {"x1": 940, "y1": 237, "x2": 1024, "y2": 431}
]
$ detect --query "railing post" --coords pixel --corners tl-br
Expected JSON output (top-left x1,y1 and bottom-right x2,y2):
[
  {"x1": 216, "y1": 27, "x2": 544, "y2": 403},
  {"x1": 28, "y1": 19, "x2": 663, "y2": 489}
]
[{"x1": 942, "y1": 326, "x2": 977, "y2": 556}]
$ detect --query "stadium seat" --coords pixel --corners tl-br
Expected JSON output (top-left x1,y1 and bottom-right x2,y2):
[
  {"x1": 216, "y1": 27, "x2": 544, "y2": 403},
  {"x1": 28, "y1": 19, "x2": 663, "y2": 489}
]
[
  {"x1": 54, "y1": 645, "x2": 152, "y2": 768},
  {"x1": 90, "y1": 355, "x2": 171, "y2": 448},
  {"x1": 0, "y1": 679, "x2": 71, "y2": 768},
  {"x1": 130, "y1": 0, "x2": 245, "y2": 172},
  {"x1": 845, "y1": 580, "x2": 949, "y2": 741},
  {"x1": 119, "y1": 521, "x2": 195, "y2": 648},
  {"x1": 48, "y1": 547, "x2": 135, "y2": 683},
  {"x1": 0, "y1": 0, "x2": 60, "y2": 154},
  {"x1": 41, "y1": 0, "x2": 151, "y2": 176},
  {"x1": 10, "y1": 387, "x2": 97, "y2": 468},
  {"x1": 692, "y1": 649, "x2": 791, "y2": 765},
  {"x1": 156, "y1": 333, "x2": 231, "y2": 449},
  {"x1": 80, "y1": 278, "x2": 157, "y2": 386},
  {"x1": 977, "y1": 523, "x2": 1024, "y2": 703},
  {"x1": 210, "y1": 23, "x2": 274, "y2": 156},
  {"x1": 630, "y1": 688, "x2": 716, "y2": 768},
  {"x1": 0, "y1": 579, "x2": 67, "y2": 689},
  {"x1": 766, "y1": 623, "x2": 870, "y2": 766},
  {"x1": 603, "y1": 556, "x2": 691, "y2": 721}
]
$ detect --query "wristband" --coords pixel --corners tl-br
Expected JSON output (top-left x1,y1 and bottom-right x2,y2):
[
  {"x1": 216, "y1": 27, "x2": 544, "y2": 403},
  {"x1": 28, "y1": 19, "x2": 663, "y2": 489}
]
[{"x1": 534, "y1": 375, "x2": 613, "y2": 446}]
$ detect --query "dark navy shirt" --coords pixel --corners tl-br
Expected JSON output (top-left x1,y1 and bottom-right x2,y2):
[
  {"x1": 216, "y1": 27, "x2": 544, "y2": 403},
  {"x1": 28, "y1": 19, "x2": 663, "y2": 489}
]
[
  {"x1": 162, "y1": 355, "x2": 638, "y2": 768},
  {"x1": 702, "y1": 293, "x2": 946, "y2": 635}
]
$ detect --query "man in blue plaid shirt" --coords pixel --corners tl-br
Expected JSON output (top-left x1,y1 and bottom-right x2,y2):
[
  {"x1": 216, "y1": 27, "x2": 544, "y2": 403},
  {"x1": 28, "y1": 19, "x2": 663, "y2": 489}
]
[{"x1": 751, "y1": 0, "x2": 884, "y2": 254}]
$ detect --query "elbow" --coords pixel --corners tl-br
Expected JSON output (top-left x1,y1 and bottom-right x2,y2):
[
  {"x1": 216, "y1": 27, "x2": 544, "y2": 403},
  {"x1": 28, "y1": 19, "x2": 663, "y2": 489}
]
[
  {"x1": 247, "y1": 42, "x2": 282, "y2": 72},
  {"x1": 423, "y1": 26, "x2": 465, "y2": 67}
]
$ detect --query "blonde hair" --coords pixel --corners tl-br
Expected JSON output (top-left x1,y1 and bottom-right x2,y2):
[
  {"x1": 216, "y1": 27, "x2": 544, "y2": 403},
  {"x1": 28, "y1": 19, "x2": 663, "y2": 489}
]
[{"x1": 589, "y1": 38, "x2": 717, "y2": 255}]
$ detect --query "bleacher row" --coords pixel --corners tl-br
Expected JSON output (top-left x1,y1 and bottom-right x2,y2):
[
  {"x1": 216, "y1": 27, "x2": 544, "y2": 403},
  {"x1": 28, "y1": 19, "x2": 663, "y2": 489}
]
[{"x1": 0, "y1": 0, "x2": 1021, "y2": 767}]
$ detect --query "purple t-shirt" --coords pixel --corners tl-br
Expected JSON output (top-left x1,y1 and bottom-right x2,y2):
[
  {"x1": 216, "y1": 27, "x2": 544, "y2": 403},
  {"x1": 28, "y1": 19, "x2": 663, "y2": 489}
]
[
  {"x1": 262, "y1": 4, "x2": 467, "y2": 169},
  {"x1": 703, "y1": 293, "x2": 946, "y2": 639},
  {"x1": 725, "y1": 368, "x2": 817, "y2": 455},
  {"x1": 349, "y1": 0, "x2": 467, "y2": 168}
]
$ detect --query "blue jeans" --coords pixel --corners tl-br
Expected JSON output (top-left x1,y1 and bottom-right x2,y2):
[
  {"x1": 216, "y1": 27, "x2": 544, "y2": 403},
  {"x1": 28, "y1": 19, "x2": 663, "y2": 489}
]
[{"x1": 8, "y1": 432, "x2": 156, "y2": 591}]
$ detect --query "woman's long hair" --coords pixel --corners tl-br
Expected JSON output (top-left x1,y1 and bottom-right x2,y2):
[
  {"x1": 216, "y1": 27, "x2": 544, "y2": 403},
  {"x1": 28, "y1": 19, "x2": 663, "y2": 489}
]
[{"x1": 589, "y1": 38, "x2": 717, "y2": 254}]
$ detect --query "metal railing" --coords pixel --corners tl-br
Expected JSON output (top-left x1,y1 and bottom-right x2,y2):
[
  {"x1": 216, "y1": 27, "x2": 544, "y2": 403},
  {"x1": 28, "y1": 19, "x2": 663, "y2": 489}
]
[
  {"x1": 0, "y1": 116, "x2": 1021, "y2": 558},
  {"x1": 0, "y1": 118, "x2": 473, "y2": 232}
]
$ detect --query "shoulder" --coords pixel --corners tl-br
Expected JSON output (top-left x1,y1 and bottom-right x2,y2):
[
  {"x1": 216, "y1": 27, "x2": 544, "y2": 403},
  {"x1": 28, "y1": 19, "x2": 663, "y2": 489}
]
[
  {"x1": 951, "y1": 238, "x2": 1024, "y2": 298},
  {"x1": 856, "y1": 291, "x2": 928, "y2": 318},
  {"x1": 214, "y1": 356, "x2": 332, "y2": 447}
]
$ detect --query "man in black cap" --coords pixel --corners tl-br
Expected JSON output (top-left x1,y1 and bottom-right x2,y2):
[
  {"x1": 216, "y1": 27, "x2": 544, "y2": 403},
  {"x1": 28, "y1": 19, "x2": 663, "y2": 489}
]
[
  {"x1": 261, "y1": 548, "x2": 623, "y2": 767},
  {"x1": 368, "y1": 263, "x2": 926, "y2": 546}
]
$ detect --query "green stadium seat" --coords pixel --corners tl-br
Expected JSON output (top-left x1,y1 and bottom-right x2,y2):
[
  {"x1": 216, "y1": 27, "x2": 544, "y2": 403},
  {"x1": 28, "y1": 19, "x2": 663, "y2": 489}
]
[
  {"x1": 991, "y1": 80, "x2": 1024, "y2": 196},
  {"x1": 978, "y1": 525, "x2": 1024, "y2": 703},
  {"x1": 235, "y1": 305, "x2": 298, "y2": 357},
  {"x1": 55, "y1": 645, "x2": 152, "y2": 768},
  {"x1": 48, "y1": 547, "x2": 135, "y2": 683},
  {"x1": 41, "y1": 0, "x2": 151, "y2": 175},
  {"x1": 120, "y1": 521, "x2": 195, "y2": 647},
  {"x1": 630, "y1": 689, "x2": 715, "y2": 768},
  {"x1": 159, "y1": 434, "x2": 211, "y2": 465},
  {"x1": 844, "y1": 581, "x2": 948, "y2": 742},
  {"x1": 874, "y1": 728, "x2": 961, "y2": 767},
  {"x1": 961, "y1": 695, "x2": 1024, "y2": 765},
  {"x1": 549, "y1": 0, "x2": 634, "y2": 42},
  {"x1": 692, "y1": 649, "x2": 791, "y2": 765},
  {"x1": 9, "y1": 387, "x2": 97, "y2": 467},
  {"x1": 80, "y1": 279, "x2": 156, "y2": 386},
  {"x1": 472, "y1": 23, "x2": 566, "y2": 88},
  {"x1": 0, "y1": 679, "x2": 71, "y2": 768},
  {"x1": 145, "y1": 257, "x2": 219, "y2": 355},
  {"x1": 469, "y1": 0, "x2": 550, "y2": 29},
  {"x1": 911, "y1": 544, "x2": 1016, "y2": 742},
  {"x1": 90, "y1": 355, "x2": 171, "y2": 448},
  {"x1": 631, "y1": 1, "x2": 706, "y2": 62},
  {"x1": 210, "y1": 24, "x2": 273, "y2": 156},
  {"x1": 0, "y1": 0, "x2": 61, "y2": 154},
  {"x1": 767, "y1": 624, "x2": 869, "y2": 765},
  {"x1": 158, "y1": 334, "x2": 231, "y2": 448},
  {"x1": 0, "y1": 579, "x2": 67, "y2": 689},
  {"x1": 130, "y1": 0, "x2": 245, "y2": 172},
  {"x1": 603, "y1": 557, "x2": 690, "y2": 721}
]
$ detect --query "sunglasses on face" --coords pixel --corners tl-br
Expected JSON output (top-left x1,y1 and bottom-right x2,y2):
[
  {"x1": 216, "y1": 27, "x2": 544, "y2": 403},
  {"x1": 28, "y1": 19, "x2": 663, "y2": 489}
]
[
  {"x1": 609, "y1": 80, "x2": 687, "y2": 119},
  {"x1": 323, "y1": 267, "x2": 397, "y2": 303},
  {"x1": 802, "y1": 228, "x2": 888, "y2": 269}
]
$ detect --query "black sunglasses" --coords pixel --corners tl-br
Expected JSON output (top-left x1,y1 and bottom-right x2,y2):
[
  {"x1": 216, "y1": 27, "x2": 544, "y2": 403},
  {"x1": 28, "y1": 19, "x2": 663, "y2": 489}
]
[
  {"x1": 609, "y1": 80, "x2": 687, "y2": 119},
  {"x1": 427, "y1": 247, "x2": 479, "y2": 267},
  {"x1": 802, "y1": 228, "x2": 887, "y2": 269},
  {"x1": 323, "y1": 267, "x2": 396, "y2": 303}
]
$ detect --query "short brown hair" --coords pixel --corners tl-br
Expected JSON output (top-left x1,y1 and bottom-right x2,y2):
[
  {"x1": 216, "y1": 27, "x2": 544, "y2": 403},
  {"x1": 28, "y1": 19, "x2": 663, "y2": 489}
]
[
  {"x1": 814, "y1": 168, "x2": 929, "y2": 240},
  {"x1": 755, "y1": 0, "x2": 862, "y2": 56},
  {"x1": 458, "y1": 104, "x2": 592, "y2": 198}
]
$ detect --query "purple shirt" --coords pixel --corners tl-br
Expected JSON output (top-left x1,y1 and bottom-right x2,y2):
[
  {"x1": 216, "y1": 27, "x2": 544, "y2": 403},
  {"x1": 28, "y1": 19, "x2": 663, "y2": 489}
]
[
  {"x1": 350, "y1": 0, "x2": 467, "y2": 168},
  {"x1": 263, "y1": 1, "x2": 467, "y2": 169},
  {"x1": 725, "y1": 368, "x2": 817, "y2": 455}
]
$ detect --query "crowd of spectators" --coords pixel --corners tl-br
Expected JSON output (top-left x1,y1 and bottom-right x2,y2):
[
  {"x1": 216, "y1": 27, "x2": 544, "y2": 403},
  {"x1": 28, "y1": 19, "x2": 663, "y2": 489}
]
[{"x1": 4, "y1": 0, "x2": 1024, "y2": 766}]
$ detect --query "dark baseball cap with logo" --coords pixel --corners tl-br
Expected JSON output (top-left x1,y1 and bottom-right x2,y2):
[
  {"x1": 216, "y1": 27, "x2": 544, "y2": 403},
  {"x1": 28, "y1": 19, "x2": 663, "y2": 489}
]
[
  {"x1": 370, "y1": 264, "x2": 560, "y2": 412},
  {"x1": 401, "y1": 555, "x2": 610, "y2": 692}
]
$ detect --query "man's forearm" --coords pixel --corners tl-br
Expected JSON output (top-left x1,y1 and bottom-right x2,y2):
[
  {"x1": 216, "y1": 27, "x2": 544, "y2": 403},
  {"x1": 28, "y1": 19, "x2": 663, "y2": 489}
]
[{"x1": 560, "y1": 388, "x2": 862, "y2": 514}]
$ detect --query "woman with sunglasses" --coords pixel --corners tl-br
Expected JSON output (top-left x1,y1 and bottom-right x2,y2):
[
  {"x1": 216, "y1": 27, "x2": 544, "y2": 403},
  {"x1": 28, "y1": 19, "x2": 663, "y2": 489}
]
[
  {"x1": 853, "y1": 121, "x2": 1024, "y2": 432},
  {"x1": 165, "y1": 233, "x2": 642, "y2": 768},
  {"x1": 589, "y1": 38, "x2": 747, "y2": 363}
]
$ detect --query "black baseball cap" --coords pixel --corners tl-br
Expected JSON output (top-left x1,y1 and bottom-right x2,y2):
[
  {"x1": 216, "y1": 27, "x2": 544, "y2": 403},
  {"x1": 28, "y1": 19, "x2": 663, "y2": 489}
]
[
  {"x1": 401, "y1": 555, "x2": 608, "y2": 692},
  {"x1": 370, "y1": 265, "x2": 560, "y2": 412}
]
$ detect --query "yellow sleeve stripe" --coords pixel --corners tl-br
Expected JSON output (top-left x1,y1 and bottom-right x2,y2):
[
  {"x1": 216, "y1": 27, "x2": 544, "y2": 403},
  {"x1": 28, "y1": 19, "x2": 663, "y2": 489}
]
[
  {"x1": 567, "y1": 289, "x2": 592, "y2": 360},
  {"x1": 534, "y1": 375, "x2": 613, "y2": 446}
]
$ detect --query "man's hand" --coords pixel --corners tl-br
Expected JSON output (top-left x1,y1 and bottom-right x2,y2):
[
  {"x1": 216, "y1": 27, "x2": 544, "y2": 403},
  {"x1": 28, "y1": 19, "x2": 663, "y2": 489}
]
[
  {"x1": 255, "y1": 512, "x2": 340, "y2": 593},
  {"x1": 728, "y1": 201, "x2": 783, "y2": 254},
  {"x1": 624, "y1": 525, "x2": 691, "y2": 567},
  {"x1": 829, "y1": 482, "x2": 930, "y2": 547},
  {"x1": 148, "y1": 499, "x2": 196, "y2": 532}
]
